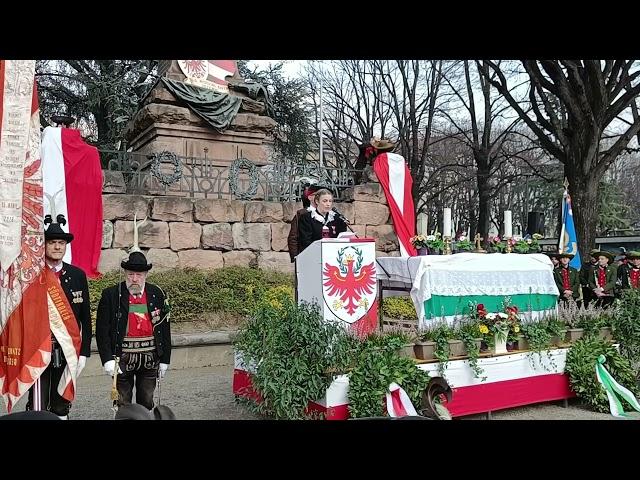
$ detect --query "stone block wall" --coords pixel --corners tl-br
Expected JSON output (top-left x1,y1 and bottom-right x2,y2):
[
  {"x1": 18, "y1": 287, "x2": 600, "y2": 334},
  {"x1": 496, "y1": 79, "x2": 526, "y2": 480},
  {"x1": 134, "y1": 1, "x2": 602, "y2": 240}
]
[{"x1": 100, "y1": 178, "x2": 400, "y2": 274}]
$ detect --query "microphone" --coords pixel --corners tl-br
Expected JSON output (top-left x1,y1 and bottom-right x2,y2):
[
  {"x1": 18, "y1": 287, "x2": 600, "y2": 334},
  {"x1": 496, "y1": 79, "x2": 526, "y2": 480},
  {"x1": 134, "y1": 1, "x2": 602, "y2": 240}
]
[{"x1": 331, "y1": 207, "x2": 350, "y2": 224}]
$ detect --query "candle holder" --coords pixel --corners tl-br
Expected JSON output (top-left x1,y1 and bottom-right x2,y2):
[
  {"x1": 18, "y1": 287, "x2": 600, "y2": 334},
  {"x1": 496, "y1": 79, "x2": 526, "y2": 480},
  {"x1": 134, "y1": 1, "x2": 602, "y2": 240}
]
[
  {"x1": 444, "y1": 236, "x2": 453, "y2": 255},
  {"x1": 505, "y1": 236, "x2": 512, "y2": 253}
]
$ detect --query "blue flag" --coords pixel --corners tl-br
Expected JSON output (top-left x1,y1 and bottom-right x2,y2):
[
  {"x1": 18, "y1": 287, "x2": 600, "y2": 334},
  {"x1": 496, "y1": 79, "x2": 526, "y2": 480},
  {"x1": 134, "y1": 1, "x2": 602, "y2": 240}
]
[{"x1": 559, "y1": 190, "x2": 581, "y2": 269}]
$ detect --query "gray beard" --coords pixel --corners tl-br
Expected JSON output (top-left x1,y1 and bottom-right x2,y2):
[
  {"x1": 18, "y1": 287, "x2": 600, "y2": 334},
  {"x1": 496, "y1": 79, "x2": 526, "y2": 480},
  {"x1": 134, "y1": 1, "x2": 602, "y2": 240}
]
[{"x1": 127, "y1": 282, "x2": 144, "y2": 295}]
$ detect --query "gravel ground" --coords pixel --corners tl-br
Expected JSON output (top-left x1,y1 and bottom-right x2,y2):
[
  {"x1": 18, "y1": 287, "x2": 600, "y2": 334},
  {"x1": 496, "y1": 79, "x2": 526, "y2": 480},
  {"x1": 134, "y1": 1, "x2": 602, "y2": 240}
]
[{"x1": 8, "y1": 365, "x2": 634, "y2": 420}]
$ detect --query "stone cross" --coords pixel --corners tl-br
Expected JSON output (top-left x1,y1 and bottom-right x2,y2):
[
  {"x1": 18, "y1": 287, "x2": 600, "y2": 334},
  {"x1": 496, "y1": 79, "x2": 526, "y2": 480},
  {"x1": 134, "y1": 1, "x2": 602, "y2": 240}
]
[{"x1": 474, "y1": 233, "x2": 483, "y2": 250}]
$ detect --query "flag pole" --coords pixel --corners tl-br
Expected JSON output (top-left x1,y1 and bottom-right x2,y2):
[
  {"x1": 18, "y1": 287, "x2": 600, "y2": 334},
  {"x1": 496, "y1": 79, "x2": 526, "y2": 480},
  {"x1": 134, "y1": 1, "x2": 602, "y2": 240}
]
[{"x1": 558, "y1": 178, "x2": 569, "y2": 253}]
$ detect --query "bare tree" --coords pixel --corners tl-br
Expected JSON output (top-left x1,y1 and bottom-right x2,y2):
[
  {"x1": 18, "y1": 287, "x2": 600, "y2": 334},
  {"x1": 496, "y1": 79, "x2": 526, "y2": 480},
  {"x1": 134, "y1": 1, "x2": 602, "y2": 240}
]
[
  {"x1": 439, "y1": 60, "x2": 532, "y2": 242},
  {"x1": 303, "y1": 60, "x2": 394, "y2": 169},
  {"x1": 373, "y1": 60, "x2": 454, "y2": 208},
  {"x1": 483, "y1": 60, "x2": 640, "y2": 256}
]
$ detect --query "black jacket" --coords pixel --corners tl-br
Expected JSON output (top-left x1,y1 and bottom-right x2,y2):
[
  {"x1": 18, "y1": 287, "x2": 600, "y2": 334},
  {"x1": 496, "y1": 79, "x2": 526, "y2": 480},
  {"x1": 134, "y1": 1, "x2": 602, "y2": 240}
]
[
  {"x1": 297, "y1": 209, "x2": 348, "y2": 255},
  {"x1": 58, "y1": 262, "x2": 92, "y2": 357},
  {"x1": 96, "y1": 282, "x2": 171, "y2": 365},
  {"x1": 618, "y1": 263, "x2": 640, "y2": 290}
]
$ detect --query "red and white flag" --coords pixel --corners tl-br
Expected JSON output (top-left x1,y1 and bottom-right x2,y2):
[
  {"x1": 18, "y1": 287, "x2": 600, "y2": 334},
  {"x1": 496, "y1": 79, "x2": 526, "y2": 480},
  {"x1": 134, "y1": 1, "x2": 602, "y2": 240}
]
[
  {"x1": 373, "y1": 152, "x2": 417, "y2": 256},
  {"x1": 41, "y1": 126, "x2": 103, "y2": 278},
  {"x1": 0, "y1": 61, "x2": 81, "y2": 412}
]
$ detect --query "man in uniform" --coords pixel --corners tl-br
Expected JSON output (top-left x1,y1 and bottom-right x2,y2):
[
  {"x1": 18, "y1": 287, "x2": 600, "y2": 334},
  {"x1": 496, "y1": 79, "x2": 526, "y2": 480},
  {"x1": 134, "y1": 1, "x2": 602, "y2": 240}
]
[
  {"x1": 617, "y1": 250, "x2": 640, "y2": 293},
  {"x1": 553, "y1": 252, "x2": 580, "y2": 304},
  {"x1": 96, "y1": 249, "x2": 171, "y2": 410},
  {"x1": 27, "y1": 214, "x2": 91, "y2": 419},
  {"x1": 588, "y1": 250, "x2": 617, "y2": 307},
  {"x1": 580, "y1": 248, "x2": 600, "y2": 307}
]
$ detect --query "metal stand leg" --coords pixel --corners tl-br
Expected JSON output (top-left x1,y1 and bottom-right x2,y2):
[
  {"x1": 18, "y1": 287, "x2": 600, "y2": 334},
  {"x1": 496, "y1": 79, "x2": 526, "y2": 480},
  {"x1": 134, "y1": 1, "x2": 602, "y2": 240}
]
[
  {"x1": 562, "y1": 398, "x2": 569, "y2": 408},
  {"x1": 378, "y1": 281, "x2": 384, "y2": 331},
  {"x1": 485, "y1": 411, "x2": 492, "y2": 420}
]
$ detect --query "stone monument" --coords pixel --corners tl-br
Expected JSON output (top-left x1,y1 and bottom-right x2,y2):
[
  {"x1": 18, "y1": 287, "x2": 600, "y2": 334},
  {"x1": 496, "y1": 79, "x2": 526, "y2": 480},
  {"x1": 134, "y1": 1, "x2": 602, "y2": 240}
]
[{"x1": 126, "y1": 60, "x2": 277, "y2": 166}]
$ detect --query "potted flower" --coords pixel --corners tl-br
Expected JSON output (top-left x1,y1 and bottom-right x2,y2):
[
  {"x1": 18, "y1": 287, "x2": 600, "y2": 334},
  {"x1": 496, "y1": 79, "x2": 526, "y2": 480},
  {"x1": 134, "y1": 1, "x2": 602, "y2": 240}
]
[
  {"x1": 425, "y1": 232, "x2": 445, "y2": 254},
  {"x1": 454, "y1": 235, "x2": 473, "y2": 253},
  {"x1": 470, "y1": 301, "x2": 518, "y2": 354},
  {"x1": 414, "y1": 327, "x2": 437, "y2": 360},
  {"x1": 558, "y1": 300, "x2": 585, "y2": 342},
  {"x1": 513, "y1": 235, "x2": 531, "y2": 254},
  {"x1": 410, "y1": 235, "x2": 429, "y2": 256},
  {"x1": 529, "y1": 233, "x2": 543, "y2": 253},
  {"x1": 456, "y1": 320, "x2": 485, "y2": 380},
  {"x1": 488, "y1": 236, "x2": 507, "y2": 253}
]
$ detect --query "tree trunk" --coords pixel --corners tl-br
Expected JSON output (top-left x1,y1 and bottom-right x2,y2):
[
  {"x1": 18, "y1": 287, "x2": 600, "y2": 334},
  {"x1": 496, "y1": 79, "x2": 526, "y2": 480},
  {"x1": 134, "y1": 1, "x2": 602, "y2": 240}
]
[
  {"x1": 476, "y1": 167, "x2": 491, "y2": 246},
  {"x1": 570, "y1": 174, "x2": 600, "y2": 260}
]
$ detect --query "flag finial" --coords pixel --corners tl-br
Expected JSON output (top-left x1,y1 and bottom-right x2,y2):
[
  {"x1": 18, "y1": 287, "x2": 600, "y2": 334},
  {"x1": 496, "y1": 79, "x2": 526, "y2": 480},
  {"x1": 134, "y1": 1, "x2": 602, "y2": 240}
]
[{"x1": 563, "y1": 177, "x2": 569, "y2": 190}]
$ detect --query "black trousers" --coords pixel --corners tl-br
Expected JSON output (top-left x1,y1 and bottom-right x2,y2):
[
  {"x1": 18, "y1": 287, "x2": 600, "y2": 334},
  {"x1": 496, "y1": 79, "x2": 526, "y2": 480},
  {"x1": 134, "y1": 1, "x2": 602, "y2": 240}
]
[
  {"x1": 26, "y1": 342, "x2": 71, "y2": 416},
  {"x1": 116, "y1": 351, "x2": 159, "y2": 410}
]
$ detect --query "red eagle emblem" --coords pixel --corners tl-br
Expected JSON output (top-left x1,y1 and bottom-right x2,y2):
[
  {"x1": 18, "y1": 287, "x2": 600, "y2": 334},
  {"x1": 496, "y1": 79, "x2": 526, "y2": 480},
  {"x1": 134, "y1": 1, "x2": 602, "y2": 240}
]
[{"x1": 323, "y1": 247, "x2": 376, "y2": 315}]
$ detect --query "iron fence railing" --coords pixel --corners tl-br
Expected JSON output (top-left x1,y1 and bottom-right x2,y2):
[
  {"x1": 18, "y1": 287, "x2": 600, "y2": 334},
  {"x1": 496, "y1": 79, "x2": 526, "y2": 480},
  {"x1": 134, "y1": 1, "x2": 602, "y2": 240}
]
[{"x1": 101, "y1": 149, "x2": 360, "y2": 202}]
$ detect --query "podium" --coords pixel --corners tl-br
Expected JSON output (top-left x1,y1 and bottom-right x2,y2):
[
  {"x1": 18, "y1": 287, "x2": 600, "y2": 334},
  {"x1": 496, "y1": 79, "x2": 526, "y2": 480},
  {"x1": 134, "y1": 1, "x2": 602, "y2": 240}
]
[{"x1": 296, "y1": 237, "x2": 378, "y2": 335}]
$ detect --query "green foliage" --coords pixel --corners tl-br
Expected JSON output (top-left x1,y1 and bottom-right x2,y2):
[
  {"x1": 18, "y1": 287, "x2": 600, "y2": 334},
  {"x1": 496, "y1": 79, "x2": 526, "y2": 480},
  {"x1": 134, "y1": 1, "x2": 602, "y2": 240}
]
[
  {"x1": 382, "y1": 296, "x2": 418, "y2": 321},
  {"x1": 348, "y1": 338, "x2": 430, "y2": 418},
  {"x1": 612, "y1": 288, "x2": 640, "y2": 378},
  {"x1": 238, "y1": 60, "x2": 314, "y2": 160},
  {"x1": 545, "y1": 317, "x2": 566, "y2": 340},
  {"x1": 454, "y1": 239, "x2": 474, "y2": 252},
  {"x1": 88, "y1": 267, "x2": 294, "y2": 325},
  {"x1": 522, "y1": 321, "x2": 552, "y2": 351},
  {"x1": 36, "y1": 60, "x2": 158, "y2": 150},
  {"x1": 565, "y1": 336, "x2": 638, "y2": 413},
  {"x1": 234, "y1": 299, "x2": 354, "y2": 419},
  {"x1": 597, "y1": 180, "x2": 631, "y2": 235},
  {"x1": 456, "y1": 321, "x2": 485, "y2": 380}
]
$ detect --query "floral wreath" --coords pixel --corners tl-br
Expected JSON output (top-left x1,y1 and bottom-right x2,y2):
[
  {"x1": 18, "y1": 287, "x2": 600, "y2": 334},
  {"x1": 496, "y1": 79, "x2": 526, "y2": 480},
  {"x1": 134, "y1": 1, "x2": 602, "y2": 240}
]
[
  {"x1": 150, "y1": 151, "x2": 183, "y2": 186},
  {"x1": 229, "y1": 157, "x2": 259, "y2": 200}
]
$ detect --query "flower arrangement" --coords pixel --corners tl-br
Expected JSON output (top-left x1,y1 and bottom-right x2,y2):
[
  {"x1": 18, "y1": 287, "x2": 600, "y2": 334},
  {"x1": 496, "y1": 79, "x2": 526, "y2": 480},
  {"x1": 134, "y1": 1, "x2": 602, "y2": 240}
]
[
  {"x1": 454, "y1": 234, "x2": 473, "y2": 252},
  {"x1": 410, "y1": 234, "x2": 429, "y2": 249},
  {"x1": 488, "y1": 235, "x2": 508, "y2": 253},
  {"x1": 489, "y1": 233, "x2": 543, "y2": 254},
  {"x1": 425, "y1": 232, "x2": 445, "y2": 251},
  {"x1": 411, "y1": 232, "x2": 445, "y2": 252},
  {"x1": 470, "y1": 299, "x2": 521, "y2": 343}
]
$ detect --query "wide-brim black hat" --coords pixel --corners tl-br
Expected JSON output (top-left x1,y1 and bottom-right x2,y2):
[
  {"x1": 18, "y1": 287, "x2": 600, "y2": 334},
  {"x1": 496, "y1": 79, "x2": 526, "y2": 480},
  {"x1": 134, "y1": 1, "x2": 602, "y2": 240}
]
[
  {"x1": 557, "y1": 252, "x2": 575, "y2": 259},
  {"x1": 121, "y1": 251, "x2": 152, "y2": 272},
  {"x1": 115, "y1": 404, "x2": 153, "y2": 420},
  {"x1": 45, "y1": 223, "x2": 74, "y2": 243}
]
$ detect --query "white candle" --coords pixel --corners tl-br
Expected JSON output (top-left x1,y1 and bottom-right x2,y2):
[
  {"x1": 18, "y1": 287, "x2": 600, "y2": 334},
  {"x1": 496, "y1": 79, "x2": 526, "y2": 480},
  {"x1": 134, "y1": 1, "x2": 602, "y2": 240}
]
[
  {"x1": 504, "y1": 210, "x2": 513, "y2": 238},
  {"x1": 417, "y1": 213, "x2": 429, "y2": 235},
  {"x1": 443, "y1": 208, "x2": 452, "y2": 238}
]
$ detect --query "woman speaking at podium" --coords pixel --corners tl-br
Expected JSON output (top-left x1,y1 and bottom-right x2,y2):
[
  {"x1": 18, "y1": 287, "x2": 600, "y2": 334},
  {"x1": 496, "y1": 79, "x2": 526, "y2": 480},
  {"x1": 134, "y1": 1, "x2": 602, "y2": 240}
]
[{"x1": 297, "y1": 188, "x2": 347, "y2": 255}]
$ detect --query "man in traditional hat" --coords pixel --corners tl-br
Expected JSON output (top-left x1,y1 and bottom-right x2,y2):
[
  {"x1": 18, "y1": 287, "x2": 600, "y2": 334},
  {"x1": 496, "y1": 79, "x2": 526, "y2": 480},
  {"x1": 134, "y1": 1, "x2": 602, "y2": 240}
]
[
  {"x1": 369, "y1": 137, "x2": 396, "y2": 155},
  {"x1": 546, "y1": 251, "x2": 560, "y2": 269},
  {"x1": 580, "y1": 248, "x2": 600, "y2": 307},
  {"x1": 26, "y1": 214, "x2": 91, "y2": 419},
  {"x1": 617, "y1": 250, "x2": 640, "y2": 292},
  {"x1": 553, "y1": 253, "x2": 580, "y2": 304},
  {"x1": 588, "y1": 250, "x2": 618, "y2": 307},
  {"x1": 96, "y1": 248, "x2": 171, "y2": 410},
  {"x1": 287, "y1": 183, "x2": 321, "y2": 263}
]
